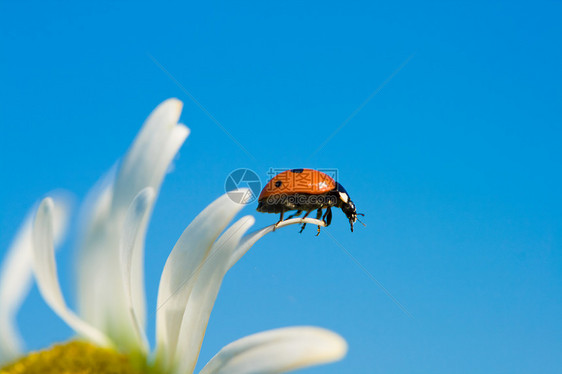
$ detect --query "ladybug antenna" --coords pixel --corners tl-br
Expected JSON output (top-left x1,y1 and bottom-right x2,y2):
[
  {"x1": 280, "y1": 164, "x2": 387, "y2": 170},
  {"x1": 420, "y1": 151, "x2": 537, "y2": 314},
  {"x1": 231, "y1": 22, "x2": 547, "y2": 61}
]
[{"x1": 356, "y1": 214, "x2": 366, "y2": 227}]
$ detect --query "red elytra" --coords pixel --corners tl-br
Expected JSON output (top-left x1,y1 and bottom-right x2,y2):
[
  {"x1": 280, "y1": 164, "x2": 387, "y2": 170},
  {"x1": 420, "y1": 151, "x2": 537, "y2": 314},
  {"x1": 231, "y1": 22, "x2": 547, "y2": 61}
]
[{"x1": 258, "y1": 168, "x2": 336, "y2": 200}]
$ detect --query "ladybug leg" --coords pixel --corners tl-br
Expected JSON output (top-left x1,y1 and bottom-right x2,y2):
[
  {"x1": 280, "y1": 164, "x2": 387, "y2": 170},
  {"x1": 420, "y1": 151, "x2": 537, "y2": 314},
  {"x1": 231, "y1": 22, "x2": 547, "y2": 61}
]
[
  {"x1": 286, "y1": 210, "x2": 303, "y2": 220},
  {"x1": 273, "y1": 211, "x2": 285, "y2": 231},
  {"x1": 316, "y1": 208, "x2": 323, "y2": 220},
  {"x1": 299, "y1": 210, "x2": 312, "y2": 233},
  {"x1": 322, "y1": 206, "x2": 333, "y2": 226},
  {"x1": 316, "y1": 208, "x2": 323, "y2": 236}
]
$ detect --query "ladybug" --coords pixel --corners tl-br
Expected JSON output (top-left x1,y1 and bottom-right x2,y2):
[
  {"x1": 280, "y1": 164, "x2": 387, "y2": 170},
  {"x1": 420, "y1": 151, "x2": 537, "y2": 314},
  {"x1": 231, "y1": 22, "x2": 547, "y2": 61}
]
[{"x1": 257, "y1": 168, "x2": 363, "y2": 234}]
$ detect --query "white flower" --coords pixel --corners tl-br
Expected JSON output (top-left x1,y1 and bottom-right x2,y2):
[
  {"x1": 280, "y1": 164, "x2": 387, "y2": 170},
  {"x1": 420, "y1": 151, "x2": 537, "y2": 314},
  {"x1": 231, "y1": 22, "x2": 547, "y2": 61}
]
[{"x1": 0, "y1": 99, "x2": 347, "y2": 373}]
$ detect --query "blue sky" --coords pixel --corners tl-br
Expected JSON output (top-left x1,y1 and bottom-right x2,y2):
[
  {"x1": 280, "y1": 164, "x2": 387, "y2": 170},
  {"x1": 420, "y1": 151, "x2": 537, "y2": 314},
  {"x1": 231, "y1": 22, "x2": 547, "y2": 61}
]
[{"x1": 1, "y1": 1, "x2": 561, "y2": 373}]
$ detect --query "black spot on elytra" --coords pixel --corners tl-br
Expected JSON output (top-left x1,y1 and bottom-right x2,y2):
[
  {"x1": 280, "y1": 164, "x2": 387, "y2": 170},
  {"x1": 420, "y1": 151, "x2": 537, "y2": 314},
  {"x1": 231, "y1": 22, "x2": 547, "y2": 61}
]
[
  {"x1": 291, "y1": 168, "x2": 304, "y2": 173},
  {"x1": 275, "y1": 180, "x2": 282, "y2": 187}
]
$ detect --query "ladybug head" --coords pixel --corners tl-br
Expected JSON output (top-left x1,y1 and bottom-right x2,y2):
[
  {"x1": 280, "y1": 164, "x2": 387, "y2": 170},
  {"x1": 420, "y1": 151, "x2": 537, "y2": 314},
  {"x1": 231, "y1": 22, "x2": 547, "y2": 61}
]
[
  {"x1": 335, "y1": 183, "x2": 364, "y2": 232},
  {"x1": 341, "y1": 199, "x2": 360, "y2": 232}
]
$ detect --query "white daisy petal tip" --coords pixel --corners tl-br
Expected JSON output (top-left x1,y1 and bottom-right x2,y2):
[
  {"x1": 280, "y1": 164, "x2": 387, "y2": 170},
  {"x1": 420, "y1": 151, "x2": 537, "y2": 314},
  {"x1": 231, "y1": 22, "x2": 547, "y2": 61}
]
[
  {"x1": 133, "y1": 188, "x2": 155, "y2": 216},
  {"x1": 38, "y1": 197, "x2": 55, "y2": 219},
  {"x1": 200, "y1": 326, "x2": 348, "y2": 374},
  {"x1": 176, "y1": 123, "x2": 191, "y2": 138},
  {"x1": 156, "y1": 97, "x2": 183, "y2": 113},
  {"x1": 164, "y1": 98, "x2": 183, "y2": 114},
  {"x1": 149, "y1": 98, "x2": 184, "y2": 129},
  {"x1": 303, "y1": 326, "x2": 349, "y2": 362},
  {"x1": 36, "y1": 195, "x2": 72, "y2": 245}
]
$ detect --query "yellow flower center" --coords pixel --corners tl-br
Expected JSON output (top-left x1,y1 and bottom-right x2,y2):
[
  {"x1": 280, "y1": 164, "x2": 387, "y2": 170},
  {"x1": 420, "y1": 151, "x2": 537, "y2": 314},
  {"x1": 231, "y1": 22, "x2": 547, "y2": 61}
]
[{"x1": 0, "y1": 341, "x2": 148, "y2": 374}]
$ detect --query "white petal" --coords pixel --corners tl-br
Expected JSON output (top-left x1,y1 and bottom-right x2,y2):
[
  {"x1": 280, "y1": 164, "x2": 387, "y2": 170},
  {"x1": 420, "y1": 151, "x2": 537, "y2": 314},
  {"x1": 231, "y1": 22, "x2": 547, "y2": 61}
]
[
  {"x1": 0, "y1": 219, "x2": 32, "y2": 364},
  {"x1": 228, "y1": 217, "x2": 326, "y2": 270},
  {"x1": 113, "y1": 99, "x2": 186, "y2": 212},
  {"x1": 0, "y1": 195, "x2": 70, "y2": 364},
  {"x1": 147, "y1": 123, "x2": 190, "y2": 193},
  {"x1": 32, "y1": 198, "x2": 111, "y2": 348},
  {"x1": 119, "y1": 188, "x2": 155, "y2": 353},
  {"x1": 76, "y1": 170, "x2": 116, "y2": 327},
  {"x1": 173, "y1": 216, "x2": 255, "y2": 374},
  {"x1": 199, "y1": 327, "x2": 348, "y2": 374},
  {"x1": 76, "y1": 99, "x2": 188, "y2": 349},
  {"x1": 129, "y1": 123, "x2": 190, "y2": 329},
  {"x1": 155, "y1": 190, "x2": 249, "y2": 370}
]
